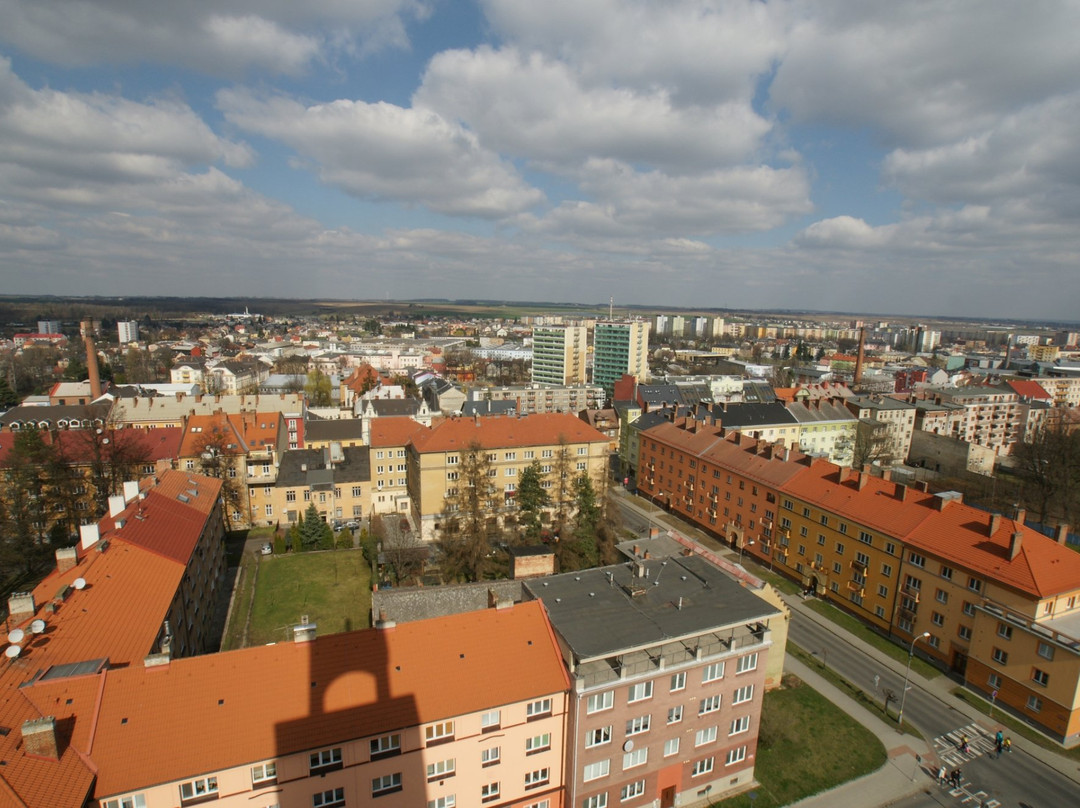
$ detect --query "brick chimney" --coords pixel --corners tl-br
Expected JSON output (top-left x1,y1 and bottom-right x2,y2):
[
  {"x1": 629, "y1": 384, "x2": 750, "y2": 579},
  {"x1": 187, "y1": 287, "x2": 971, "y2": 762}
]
[
  {"x1": 1009, "y1": 531, "x2": 1023, "y2": 561},
  {"x1": 989, "y1": 513, "x2": 1002, "y2": 537},
  {"x1": 21, "y1": 717, "x2": 59, "y2": 760},
  {"x1": 80, "y1": 321, "x2": 102, "y2": 399},
  {"x1": 1056, "y1": 523, "x2": 1070, "y2": 545},
  {"x1": 55, "y1": 547, "x2": 78, "y2": 574},
  {"x1": 1014, "y1": 507, "x2": 1026, "y2": 526},
  {"x1": 894, "y1": 482, "x2": 909, "y2": 502},
  {"x1": 7, "y1": 592, "x2": 35, "y2": 621},
  {"x1": 857, "y1": 471, "x2": 871, "y2": 491}
]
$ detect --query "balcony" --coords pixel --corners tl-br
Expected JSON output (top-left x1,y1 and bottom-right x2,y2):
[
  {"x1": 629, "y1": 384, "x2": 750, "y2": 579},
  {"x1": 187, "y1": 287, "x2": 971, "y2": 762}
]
[
  {"x1": 849, "y1": 559, "x2": 867, "y2": 573},
  {"x1": 902, "y1": 585, "x2": 921, "y2": 602},
  {"x1": 846, "y1": 581, "x2": 865, "y2": 596}
]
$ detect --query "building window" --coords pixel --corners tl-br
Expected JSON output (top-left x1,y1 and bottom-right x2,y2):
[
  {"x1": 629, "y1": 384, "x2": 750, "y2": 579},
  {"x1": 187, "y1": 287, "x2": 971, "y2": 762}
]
[
  {"x1": 481, "y1": 747, "x2": 501, "y2": 767},
  {"x1": 858, "y1": 530, "x2": 873, "y2": 545},
  {"x1": 968, "y1": 577, "x2": 982, "y2": 593},
  {"x1": 695, "y1": 726, "x2": 718, "y2": 746},
  {"x1": 251, "y1": 762, "x2": 277, "y2": 785},
  {"x1": 369, "y1": 734, "x2": 401, "y2": 760},
  {"x1": 427, "y1": 758, "x2": 456, "y2": 780},
  {"x1": 730, "y1": 715, "x2": 751, "y2": 736},
  {"x1": 622, "y1": 747, "x2": 648, "y2": 770},
  {"x1": 726, "y1": 746, "x2": 748, "y2": 766},
  {"x1": 526, "y1": 733, "x2": 551, "y2": 754},
  {"x1": 963, "y1": 601, "x2": 976, "y2": 617},
  {"x1": 1027, "y1": 695, "x2": 1043, "y2": 712},
  {"x1": 104, "y1": 796, "x2": 147, "y2": 808},
  {"x1": 935, "y1": 589, "x2": 948, "y2": 604},
  {"x1": 627, "y1": 681, "x2": 653, "y2": 703},
  {"x1": 310, "y1": 748, "x2": 342, "y2": 773},
  {"x1": 940, "y1": 565, "x2": 953, "y2": 580},
  {"x1": 584, "y1": 795, "x2": 608, "y2": 808},
  {"x1": 586, "y1": 726, "x2": 612, "y2": 748},
  {"x1": 179, "y1": 777, "x2": 218, "y2": 803},
  {"x1": 527, "y1": 698, "x2": 553, "y2": 719},
  {"x1": 1032, "y1": 668, "x2": 1050, "y2": 687},
  {"x1": 699, "y1": 695, "x2": 722, "y2": 715},
  {"x1": 587, "y1": 691, "x2": 614, "y2": 713},
  {"x1": 286, "y1": 490, "x2": 297, "y2": 502},
  {"x1": 314, "y1": 788, "x2": 346, "y2": 807},
  {"x1": 428, "y1": 797, "x2": 457, "y2": 808},
  {"x1": 481, "y1": 710, "x2": 501, "y2": 730},
  {"x1": 664, "y1": 737, "x2": 680, "y2": 757},
  {"x1": 736, "y1": 653, "x2": 758, "y2": 674},
  {"x1": 525, "y1": 768, "x2": 550, "y2": 789},
  {"x1": 958, "y1": 625, "x2": 972, "y2": 640},
  {"x1": 997, "y1": 623, "x2": 1013, "y2": 640},
  {"x1": 620, "y1": 781, "x2": 646, "y2": 802},
  {"x1": 352, "y1": 486, "x2": 362, "y2": 496},
  {"x1": 670, "y1": 671, "x2": 686, "y2": 692},
  {"x1": 987, "y1": 673, "x2": 1001, "y2": 689},
  {"x1": 881, "y1": 563, "x2": 893, "y2": 578},
  {"x1": 481, "y1": 783, "x2": 501, "y2": 803},
  {"x1": 992, "y1": 648, "x2": 1008, "y2": 665},
  {"x1": 877, "y1": 584, "x2": 889, "y2": 598},
  {"x1": 691, "y1": 757, "x2": 714, "y2": 777},
  {"x1": 932, "y1": 612, "x2": 945, "y2": 627},
  {"x1": 667, "y1": 705, "x2": 683, "y2": 724},
  {"x1": 733, "y1": 685, "x2": 754, "y2": 705},
  {"x1": 583, "y1": 760, "x2": 610, "y2": 782},
  {"x1": 703, "y1": 662, "x2": 725, "y2": 683},
  {"x1": 875, "y1": 606, "x2": 886, "y2": 618},
  {"x1": 426, "y1": 721, "x2": 455, "y2": 744},
  {"x1": 1037, "y1": 641, "x2": 1055, "y2": 660},
  {"x1": 625, "y1": 715, "x2": 651, "y2": 736}
]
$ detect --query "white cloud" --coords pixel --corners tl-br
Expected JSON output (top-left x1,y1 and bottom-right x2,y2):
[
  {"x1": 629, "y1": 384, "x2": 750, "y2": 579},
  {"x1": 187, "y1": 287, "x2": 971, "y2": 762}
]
[
  {"x1": 0, "y1": 0, "x2": 429, "y2": 75},
  {"x1": 771, "y1": 0, "x2": 1080, "y2": 148},
  {"x1": 217, "y1": 88, "x2": 544, "y2": 218},
  {"x1": 416, "y1": 46, "x2": 771, "y2": 171}
]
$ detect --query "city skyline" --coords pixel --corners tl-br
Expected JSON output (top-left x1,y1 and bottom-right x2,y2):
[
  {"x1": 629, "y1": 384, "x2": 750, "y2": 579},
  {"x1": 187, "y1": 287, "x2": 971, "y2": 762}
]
[{"x1": 1, "y1": 1, "x2": 1078, "y2": 320}]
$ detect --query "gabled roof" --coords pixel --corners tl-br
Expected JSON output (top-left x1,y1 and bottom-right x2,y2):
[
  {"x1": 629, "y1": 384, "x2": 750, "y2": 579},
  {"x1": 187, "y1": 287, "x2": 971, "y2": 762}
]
[
  {"x1": 275, "y1": 447, "x2": 371, "y2": 487},
  {"x1": 305, "y1": 419, "x2": 365, "y2": 442},
  {"x1": 411, "y1": 412, "x2": 608, "y2": 453},
  {"x1": 369, "y1": 417, "x2": 429, "y2": 448},
  {"x1": 84, "y1": 601, "x2": 567, "y2": 799},
  {"x1": 1005, "y1": 379, "x2": 1052, "y2": 400},
  {"x1": 177, "y1": 413, "x2": 246, "y2": 457}
]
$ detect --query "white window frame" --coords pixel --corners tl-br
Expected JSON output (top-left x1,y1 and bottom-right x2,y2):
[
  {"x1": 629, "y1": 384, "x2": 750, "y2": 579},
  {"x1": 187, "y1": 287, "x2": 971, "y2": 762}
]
[
  {"x1": 481, "y1": 746, "x2": 501, "y2": 766},
  {"x1": 730, "y1": 715, "x2": 751, "y2": 736},
  {"x1": 481, "y1": 710, "x2": 501, "y2": 729},
  {"x1": 587, "y1": 691, "x2": 614, "y2": 714},
  {"x1": 736, "y1": 653, "x2": 758, "y2": 674},
  {"x1": 524, "y1": 768, "x2": 550, "y2": 788},
  {"x1": 427, "y1": 758, "x2": 456, "y2": 779},
  {"x1": 622, "y1": 747, "x2": 648, "y2": 770},
  {"x1": 667, "y1": 705, "x2": 683, "y2": 724},
  {"x1": 314, "y1": 787, "x2": 346, "y2": 807},
  {"x1": 664, "y1": 737, "x2": 680, "y2": 757},
  {"x1": 620, "y1": 780, "x2": 646, "y2": 802},
  {"x1": 695, "y1": 726, "x2": 718, "y2": 747},
  {"x1": 732, "y1": 685, "x2": 754, "y2": 705},
  {"x1": 586, "y1": 726, "x2": 612, "y2": 748},
  {"x1": 625, "y1": 715, "x2": 651, "y2": 736},
  {"x1": 699, "y1": 695, "x2": 721, "y2": 715},
  {"x1": 583, "y1": 759, "x2": 611, "y2": 782},
  {"x1": 526, "y1": 733, "x2": 551, "y2": 754},
  {"x1": 426, "y1": 721, "x2": 455, "y2": 743},
  {"x1": 702, "y1": 662, "x2": 725, "y2": 683},
  {"x1": 627, "y1": 681, "x2": 653, "y2": 703},
  {"x1": 372, "y1": 773, "x2": 402, "y2": 795},
  {"x1": 310, "y1": 747, "x2": 342, "y2": 771},
  {"x1": 726, "y1": 746, "x2": 747, "y2": 766},
  {"x1": 428, "y1": 797, "x2": 457, "y2": 808},
  {"x1": 670, "y1": 671, "x2": 686, "y2": 692},
  {"x1": 251, "y1": 762, "x2": 277, "y2": 784},
  {"x1": 583, "y1": 795, "x2": 608, "y2": 808},
  {"x1": 691, "y1": 757, "x2": 714, "y2": 777},
  {"x1": 179, "y1": 777, "x2": 218, "y2": 802},
  {"x1": 527, "y1": 698, "x2": 553, "y2": 718},
  {"x1": 481, "y1": 782, "x2": 501, "y2": 803}
]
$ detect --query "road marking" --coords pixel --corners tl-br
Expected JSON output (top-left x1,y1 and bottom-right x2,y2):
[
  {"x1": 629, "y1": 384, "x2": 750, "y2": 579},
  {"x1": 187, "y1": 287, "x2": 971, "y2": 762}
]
[{"x1": 934, "y1": 723, "x2": 995, "y2": 767}]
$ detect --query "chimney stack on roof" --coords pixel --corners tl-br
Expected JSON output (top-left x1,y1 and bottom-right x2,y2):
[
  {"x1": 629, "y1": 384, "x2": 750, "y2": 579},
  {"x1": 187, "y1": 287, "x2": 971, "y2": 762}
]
[
  {"x1": 1014, "y1": 507, "x2": 1026, "y2": 526},
  {"x1": 55, "y1": 546, "x2": 78, "y2": 574},
  {"x1": 857, "y1": 471, "x2": 871, "y2": 491},
  {"x1": 894, "y1": 482, "x2": 910, "y2": 502},
  {"x1": 21, "y1": 717, "x2": 59, "y2": 761},
  {"x1": 7, "y1": 592, "x2": 35, "y2": 621},
  {"x1": 1009, "y1": 531, "x2": 1024, "y2": 561},
  {"x1": 990, "y1": 513, "x2": 1002, "y2": 537},
  {"x1": 1057, "y1": 523, "x2": 1070, "y2": 545},
  {"x1": 79, "y1": 523, "x2": 100, "y2": 551}
]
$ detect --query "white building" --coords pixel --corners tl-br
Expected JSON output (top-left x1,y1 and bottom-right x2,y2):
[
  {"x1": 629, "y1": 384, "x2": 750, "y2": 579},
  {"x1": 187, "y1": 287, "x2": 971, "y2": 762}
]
[{"x1": 118, "y1": 321, "x2": 140, "y2": 344}]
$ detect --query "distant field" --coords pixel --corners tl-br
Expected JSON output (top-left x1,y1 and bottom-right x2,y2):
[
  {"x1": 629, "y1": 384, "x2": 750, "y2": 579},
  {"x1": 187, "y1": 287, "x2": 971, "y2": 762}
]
[{"x1": 241, "y1": 550, "x2": 372, "y2": 647}]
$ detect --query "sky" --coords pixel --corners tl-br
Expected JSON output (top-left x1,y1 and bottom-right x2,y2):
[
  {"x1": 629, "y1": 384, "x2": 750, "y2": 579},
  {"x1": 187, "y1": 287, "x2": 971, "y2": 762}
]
[{"x1": 1, "y1": 0, "x2": 1078, "y2": 321}]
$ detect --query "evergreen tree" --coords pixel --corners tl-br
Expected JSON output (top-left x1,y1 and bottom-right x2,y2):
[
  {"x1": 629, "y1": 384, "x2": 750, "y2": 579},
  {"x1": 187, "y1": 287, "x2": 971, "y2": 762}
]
[
  {"x1": 299, "y1": 502, "x2": 329, "y2": 550},
  {"x1": 516, "y1": 461, "x2": 550, "y2": 541}
]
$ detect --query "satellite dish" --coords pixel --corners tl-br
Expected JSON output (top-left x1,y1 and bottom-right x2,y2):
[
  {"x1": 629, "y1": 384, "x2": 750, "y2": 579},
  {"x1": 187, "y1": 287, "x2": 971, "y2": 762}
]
[
  {"x1": 5, "y1": 645, "x2": 21, "y2": 659},
  {"x1": 102, "y1": 438, "x2": 110, "y2": 445},
  {"x1": 622, "y1": 740, "x2": 634, "y2": 752},
  {"x1": 6, "y1": 629, "x2": 24, "y2": 644},
  {"x1": 29, "y1": 619, "x2": 46, "y2": 635},
  {"x1": 73, "y1": 577, "x2": 87, "y2": 590}
]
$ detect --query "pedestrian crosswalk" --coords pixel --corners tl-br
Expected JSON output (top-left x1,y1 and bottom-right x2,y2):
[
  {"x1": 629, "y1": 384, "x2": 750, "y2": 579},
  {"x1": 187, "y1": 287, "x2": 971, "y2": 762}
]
[{"x1": 933, "y1": 722, "x2": 996, "y2": 767}]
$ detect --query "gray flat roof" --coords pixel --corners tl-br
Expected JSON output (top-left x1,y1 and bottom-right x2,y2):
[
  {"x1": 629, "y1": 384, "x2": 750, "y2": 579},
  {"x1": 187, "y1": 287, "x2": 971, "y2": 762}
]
[{"x1": 524, "y1": 555, "x2": 780, "y2": 661}]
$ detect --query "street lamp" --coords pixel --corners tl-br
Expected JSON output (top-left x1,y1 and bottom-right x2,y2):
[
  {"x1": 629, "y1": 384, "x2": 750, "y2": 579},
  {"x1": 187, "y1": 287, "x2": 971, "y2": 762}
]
[
  {"x1": 897, "y1": 631, "x2": 930, "y2": 728},
  {"x1": 739, "y1": 538, "x2": 755, "y2": 565}
]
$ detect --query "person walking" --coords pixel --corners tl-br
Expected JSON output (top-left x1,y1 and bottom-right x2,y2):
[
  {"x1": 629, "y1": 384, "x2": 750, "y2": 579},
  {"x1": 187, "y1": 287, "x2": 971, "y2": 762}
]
[
  {"x1": 1004, "y1": 736, "x2": 1012, "y2": 753},
  {"x1": 937, "y1": 764, "x2": 947, "y2": 785}
]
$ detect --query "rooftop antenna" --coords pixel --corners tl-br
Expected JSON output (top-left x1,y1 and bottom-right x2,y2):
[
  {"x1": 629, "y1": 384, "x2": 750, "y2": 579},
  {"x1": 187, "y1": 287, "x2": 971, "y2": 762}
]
[
  {"x1": 652, "y1": 560, "x2": 669, "y2": 586},
  {"x1": 4, "y1": 645, "x2": 20, "y2": 660},
  {"x1": 609, "y1": 296, "x2": 614, "y2": 320},
  {"x1": 73, "y1": 577, "x2": 87, "y2": 591},
  {"x1": 6, "y1": 629, "x2": 24, "y2": 644},
  {"x1": 29, "y1": 619, "x2": 46, "y2": 635}
]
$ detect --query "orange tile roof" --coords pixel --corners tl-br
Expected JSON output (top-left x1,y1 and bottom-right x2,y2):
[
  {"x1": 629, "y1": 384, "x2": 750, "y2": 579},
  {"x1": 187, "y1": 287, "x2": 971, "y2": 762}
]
[
  {"x1": 1006, "y1": 379, "x2": 1051, "y2": 400},
  {"x1": 177, "y1": 413, "x2": 246, "y2": 458},
  {"x1": 86, "y1": 601, "x2": 568, "y2": 799},
  {"x1": 369, "y1": 417, "x2": 429, "y2": 448},
  {"x1": 780, "y1": 460, "x2": 938, "y2": 539},
  {"x1": 412, "y1": 412, "x2": 608, "y2": 453},
  {"x1": 905, "y1": 507, "x2": 1080, "y2": 598},
  {"x1": 228, "y1": 411, "x2": 282, "y2": 451}
]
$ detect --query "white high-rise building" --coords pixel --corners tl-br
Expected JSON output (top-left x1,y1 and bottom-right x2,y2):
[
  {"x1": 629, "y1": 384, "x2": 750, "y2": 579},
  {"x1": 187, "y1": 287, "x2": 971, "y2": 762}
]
[
  {"x1": 117, "y1": 321, "x2": 140, "y2": 344},
  {"x1": 531, "y1": 325, "x2": 588, "y2": 386},
  {"x1": 38, "y1": 320, "x2": 62, "y2": 335}
]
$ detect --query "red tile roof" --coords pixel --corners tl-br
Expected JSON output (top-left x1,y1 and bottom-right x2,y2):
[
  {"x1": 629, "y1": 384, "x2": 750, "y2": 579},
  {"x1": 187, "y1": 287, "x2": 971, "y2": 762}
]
[
  {"x1": 1005, "y1": 380, "x2": 1051, "y2": 400},
  {"x1": 84, "y1": 601, "x2": 567, "y2": 799},
  {"x1": 369, "y1": 417, "x2": 428, "y2": 448},
  {"x1": 177, "y1": 413, "x2": 246, "y2": 458},
  {"x1": 411, "y1": 413, "x2": 608, "y2": 453}
]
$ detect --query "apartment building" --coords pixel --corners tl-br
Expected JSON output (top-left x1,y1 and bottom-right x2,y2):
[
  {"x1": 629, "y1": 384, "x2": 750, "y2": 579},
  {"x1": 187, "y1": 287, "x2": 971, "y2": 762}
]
[
  {"x1": 593, "y1": 321, "x2": 651, "y2": 398},
  {"x1": 843, "y1": 395, "x2": 916, "y2": 464},
  {"x1": 634, "y1": 419, "x2": 1080, "y2": 745},
  {"x1": 471, "y1": 384, "x2": 606, "y2": 415},
  {"x1": 407, "y1": 413, "x2": 611, "y2": 540},
  {"x1": 914, "y1": 386, "x2": 1025, "y2": 455},
  {"x1": 369, "y1": 417, "x2": 429, "y2": 515},
  {"x1": 109, "y1": 393, "x2": 305, "y2": 430},
  {"x1": 2, "y1": 584, "x2": 568, "y2": 808},
  {"x1": 265, "y1": 444, "x2": 372, "y2": 526},
  {"x1": 532, "y1": 325, "x2": 589, "y2": 386},
  {"x1": 525, "y1": 556, "x2": 781, "y2": 807},
  {"x1": 784, "y1": 398, "x2": 857, "y2": 466}
]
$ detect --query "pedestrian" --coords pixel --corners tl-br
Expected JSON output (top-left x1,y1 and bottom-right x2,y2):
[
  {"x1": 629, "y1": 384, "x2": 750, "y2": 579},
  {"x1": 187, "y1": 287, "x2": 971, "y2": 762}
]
[
  {"x1": 954, "y1": 767, "x2": 963, "y2": 788},
  {"x1": 1004, "y1": 736, "x2": 1012, "y2": 753},
  {"x1": 937, "y1": 764, "x2": 946, "y2": 785},
  {"x1": 995, "y1": 737, "x2": 1003, "y2": 758},
  {"x1": 960, "y1": 734, "x2": 970, "y2": 754},
  {"x1": 995, "y1": 729, "x2": 1003, "y2": 746}
]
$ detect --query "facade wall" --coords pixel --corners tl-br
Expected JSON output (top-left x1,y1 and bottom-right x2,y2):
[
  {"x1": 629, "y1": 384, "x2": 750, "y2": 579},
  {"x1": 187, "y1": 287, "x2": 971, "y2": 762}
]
[{"x1": 594, "y1": 322, "x2": 650, "y2": 397}]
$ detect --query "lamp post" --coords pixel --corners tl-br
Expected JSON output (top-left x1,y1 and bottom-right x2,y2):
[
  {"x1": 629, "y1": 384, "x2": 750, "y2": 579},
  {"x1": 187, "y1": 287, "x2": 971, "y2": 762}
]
[
  {"x1": 740, "y1": 538, "x2": 755, "y2": 565},
  {"x1": 897, "y1": 631, "x2": 930, "y2": 729}
]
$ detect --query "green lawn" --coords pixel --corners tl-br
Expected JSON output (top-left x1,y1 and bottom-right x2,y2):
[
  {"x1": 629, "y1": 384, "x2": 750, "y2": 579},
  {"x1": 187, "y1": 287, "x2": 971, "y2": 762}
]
[
  {"x1": 244, "y1": 549, "x2": 372, "y2": 646},
  {"x1": 714, "y1": 675, "x2": 887, "y2": 807}
]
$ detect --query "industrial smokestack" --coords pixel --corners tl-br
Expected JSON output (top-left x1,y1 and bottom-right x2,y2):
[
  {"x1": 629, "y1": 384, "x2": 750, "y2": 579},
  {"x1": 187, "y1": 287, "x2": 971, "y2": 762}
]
[
  {"x1": 853, "y1": 327, "x2": 866, "y2": 388},
  {"x1": 81, "y1": 321, "x2": 103, "y2": 399}
]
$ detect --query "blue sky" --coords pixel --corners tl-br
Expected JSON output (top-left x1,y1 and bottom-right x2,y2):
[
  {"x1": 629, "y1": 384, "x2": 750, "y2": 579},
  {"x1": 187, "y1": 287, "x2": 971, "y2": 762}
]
[{"x1": 1, "y1": 1, "x2": 1078, "y2": 320}]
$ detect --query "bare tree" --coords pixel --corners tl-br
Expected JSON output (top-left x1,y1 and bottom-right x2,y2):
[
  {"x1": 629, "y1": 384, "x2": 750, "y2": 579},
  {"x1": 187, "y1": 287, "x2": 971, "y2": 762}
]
[
  {"x1": 852, "y1": 421, "x2": 894, "y2": 469},
  {"x1": 437, "y1": 441, "x2": 503, "y2": 581}
]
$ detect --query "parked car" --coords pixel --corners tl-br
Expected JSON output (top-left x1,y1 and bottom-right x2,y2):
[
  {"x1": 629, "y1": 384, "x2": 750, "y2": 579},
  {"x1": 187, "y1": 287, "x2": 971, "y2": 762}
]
[
  {"x1": 345, "y1": 520, "x2": 361, "y2": 530},
  {"x1": 260, "y1": 543, "x2": 273, "y2": 555}
]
